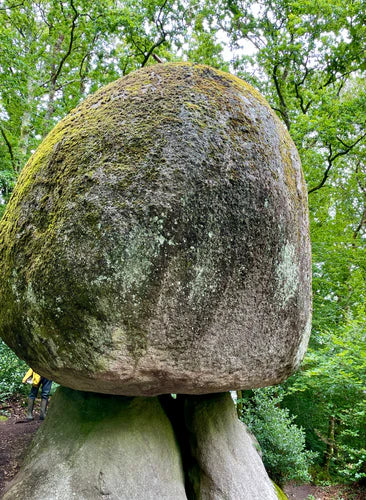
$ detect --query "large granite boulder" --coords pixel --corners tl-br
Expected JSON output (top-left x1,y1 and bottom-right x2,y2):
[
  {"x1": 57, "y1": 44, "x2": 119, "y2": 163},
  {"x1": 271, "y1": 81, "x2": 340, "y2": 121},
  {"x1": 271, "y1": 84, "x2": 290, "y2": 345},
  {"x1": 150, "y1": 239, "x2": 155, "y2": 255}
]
[
  {"x1": 0, "y1": 62, "x2": 311, "y2": 395},
  {"x1": 3, "y1": 388, "x2": 187, "y2": 500}
]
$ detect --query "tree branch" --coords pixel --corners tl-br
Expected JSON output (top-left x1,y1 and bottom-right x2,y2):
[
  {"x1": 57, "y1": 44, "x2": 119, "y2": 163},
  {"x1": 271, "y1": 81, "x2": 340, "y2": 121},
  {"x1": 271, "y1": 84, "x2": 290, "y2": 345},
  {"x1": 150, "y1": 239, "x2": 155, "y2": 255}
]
[
  {"x1": 294, "y1": 81, "x2": 308, "y2": 114},
  {"x1": 0, "y1": 2, "x2": 24, "y2": 10},
  {"x1": 139, "y1": 0, "x2": 169, "y2": 67},
  {"x1": 0, "y1": 125, "x2": 16, "y2": 172},
  {"x1": 335, "y1": 133, "x2": 366, "y2": 152},
  {"x1": 353, "y1": 207, "x2": 366, "y2": 239},
  {"x1": 140, "y1": 34, "x2": 166, "y2": 67},
  {"x1": 50, "y1": 0, "x2": 79, "y2": 85},
  {"x1": 315, "y1": 428, "x2": 337, "y2": 450},
  {"x1": 130, "y1": 37, "x2": 146, "y2": 57},
  {"x1": 353, "y1": 162, "x2": 366, "y2": 239},
  {"x1": 309, "y1": 132, "x2": 366, "y2": 194},
  {"x1": 320, "y1": 70, "x2": 353, "y2": 91},
  {"x1": 294, "y1": 65, "x2": 313, "y2": 114},
  {"x1": 79, "y1": 33, "x2": 99, "y2": 91},
  {"x1": 308, "y1": 146, "x2": 333, "y2": 195},
  {"x1": 152, "y1": 53, "x2": 163, "y2": 63},
  {"x1": 272, "y1": 64, "x2": 291, "y2": 130}
]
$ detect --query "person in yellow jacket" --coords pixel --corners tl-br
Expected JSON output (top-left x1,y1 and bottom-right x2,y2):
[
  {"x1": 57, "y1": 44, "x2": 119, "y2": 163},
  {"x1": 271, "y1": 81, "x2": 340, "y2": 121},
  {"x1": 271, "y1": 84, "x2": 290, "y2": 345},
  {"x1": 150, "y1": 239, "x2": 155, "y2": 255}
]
[{"x1": 22, "y1": 368, "x2": 52, "y2": 421}]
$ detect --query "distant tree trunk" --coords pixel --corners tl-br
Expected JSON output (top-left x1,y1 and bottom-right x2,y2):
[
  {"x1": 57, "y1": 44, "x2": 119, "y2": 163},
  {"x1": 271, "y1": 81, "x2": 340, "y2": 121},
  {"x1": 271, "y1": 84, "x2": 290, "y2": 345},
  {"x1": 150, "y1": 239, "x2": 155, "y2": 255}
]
[
  {"x1": 18, "y1": 79, "x2": 35, "y2": 171},
  {"x1": 324, "y1": 415, "x2": 335, "y2": 472},
  {"x1": 44, "y1": 33, "x2": 65, "y2": 134},
  {"x1": 236, "y1": 390, "x2": 243, "y2": 418},
  {"x1": 79, "y1": 34, "x2": 99, "y2": 96}
]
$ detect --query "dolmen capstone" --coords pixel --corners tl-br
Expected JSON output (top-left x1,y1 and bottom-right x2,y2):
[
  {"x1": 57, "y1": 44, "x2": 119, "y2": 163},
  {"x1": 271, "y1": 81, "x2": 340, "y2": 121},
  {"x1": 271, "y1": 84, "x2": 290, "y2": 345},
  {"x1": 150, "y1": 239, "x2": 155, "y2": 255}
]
[{"x1": 0, "y1": 63, "x2": 311, "y2": 499}]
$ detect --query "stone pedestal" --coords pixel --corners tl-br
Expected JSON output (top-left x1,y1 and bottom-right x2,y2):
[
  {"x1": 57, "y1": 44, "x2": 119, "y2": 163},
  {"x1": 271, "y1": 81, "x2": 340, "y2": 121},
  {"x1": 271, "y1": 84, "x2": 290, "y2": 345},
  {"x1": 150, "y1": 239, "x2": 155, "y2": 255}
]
[
  {"x1": 3, "y1": 388, "x2": 186, "y2": 500},
  {"x1": 4, "y1": 389, "x2": 278, "y2": 500}
]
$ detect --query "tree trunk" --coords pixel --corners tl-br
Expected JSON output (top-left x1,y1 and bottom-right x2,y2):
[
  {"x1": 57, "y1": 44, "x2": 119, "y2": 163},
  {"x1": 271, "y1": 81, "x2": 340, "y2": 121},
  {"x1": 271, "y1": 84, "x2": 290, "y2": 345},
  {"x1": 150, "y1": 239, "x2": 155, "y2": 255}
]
[
  {"x1": 18, "y1": 79, "x2": 34, "y2": 172},
  {"x1": 324, "y1": 415, "x2": 335, "y2": 472},
  {"x1": 236, "y1": 390, "x2": 243, "y2": 418},
  {"x1": 44, "y1": 33, "x2": 64, "y2": 134}
]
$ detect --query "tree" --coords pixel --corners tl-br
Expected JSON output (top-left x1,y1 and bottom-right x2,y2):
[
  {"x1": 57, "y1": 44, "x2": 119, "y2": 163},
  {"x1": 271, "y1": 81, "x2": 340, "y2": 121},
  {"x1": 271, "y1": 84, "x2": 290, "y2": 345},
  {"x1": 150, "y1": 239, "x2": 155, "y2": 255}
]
[
  {"x1": 284, "y1": 312, "x2": 366, "y2": 481},
  {"x1": 0, "y1": 0, "x2": 119, "y2": 212},
  {"x1": 196, "y1": 0, "x2": 366, "y2": 481}
]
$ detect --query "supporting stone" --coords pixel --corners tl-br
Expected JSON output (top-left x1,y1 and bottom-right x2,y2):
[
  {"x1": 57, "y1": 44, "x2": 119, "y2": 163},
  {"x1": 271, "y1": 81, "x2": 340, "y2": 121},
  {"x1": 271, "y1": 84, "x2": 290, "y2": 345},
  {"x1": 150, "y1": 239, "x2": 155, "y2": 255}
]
[
  {"x1": 183, "y1": 392, "x2": 278, "y2": 500},
  {"x1": 3, "y1": 387, "x2": 187, "y2": 500},
  {"x1": 5, "y1": 390, "x2": 283, "y2": 499}
]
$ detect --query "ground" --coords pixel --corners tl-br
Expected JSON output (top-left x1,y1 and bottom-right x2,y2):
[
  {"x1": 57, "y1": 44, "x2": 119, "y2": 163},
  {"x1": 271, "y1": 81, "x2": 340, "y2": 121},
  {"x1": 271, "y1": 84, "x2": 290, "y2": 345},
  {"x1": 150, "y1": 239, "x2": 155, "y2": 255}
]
[
  {"x1": 0, "y1": 395, "x2": 41, "y2": 498},
  {"x1": 283, "y1": 482, "x2": 366, "y2": 500},
  {"x1": 0, "y1": 395, "x2": 365, "y2": 500}
]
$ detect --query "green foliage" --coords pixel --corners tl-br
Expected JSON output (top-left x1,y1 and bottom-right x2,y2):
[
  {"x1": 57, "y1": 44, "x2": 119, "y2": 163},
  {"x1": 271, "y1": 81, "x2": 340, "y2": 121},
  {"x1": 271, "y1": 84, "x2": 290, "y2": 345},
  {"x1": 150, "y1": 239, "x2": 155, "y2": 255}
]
[
  {"x1": 239, "y1": 387, "x2": 316, "y2": 486},
  {"x1": 284, "y1": 313, "x2": 366, "y2": 482},
  {"x1": 0, "y1": 339, "x2": 28, "y2": 401},
  {"x1": 0, "y1": 168, "x2": 16, "y2": 217}
]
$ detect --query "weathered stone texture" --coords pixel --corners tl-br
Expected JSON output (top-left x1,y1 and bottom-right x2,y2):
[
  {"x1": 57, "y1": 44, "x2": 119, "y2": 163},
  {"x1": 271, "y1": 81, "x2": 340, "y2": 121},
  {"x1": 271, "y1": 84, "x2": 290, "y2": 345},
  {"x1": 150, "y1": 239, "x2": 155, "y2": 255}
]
[
  {"x1": 3, "y1": 388, "x2": 187, "y2": 500},
  {"x1": 4, "y1": 390, "x2": 285, "y2": 500},
  {"x1": 0, "y1": 63, "x2": 311, "y2": 395},
  {"x1": 184, "y1": 392, "x2": 278, "y2": 500}
]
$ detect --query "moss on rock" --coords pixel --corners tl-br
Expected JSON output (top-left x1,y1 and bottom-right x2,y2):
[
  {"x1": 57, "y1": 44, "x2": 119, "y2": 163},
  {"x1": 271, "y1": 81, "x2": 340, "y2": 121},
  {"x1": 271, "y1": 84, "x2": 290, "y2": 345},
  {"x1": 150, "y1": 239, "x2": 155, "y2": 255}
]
[{"x1": 272, "y1": 481, "x2": 289, "y2": 500}]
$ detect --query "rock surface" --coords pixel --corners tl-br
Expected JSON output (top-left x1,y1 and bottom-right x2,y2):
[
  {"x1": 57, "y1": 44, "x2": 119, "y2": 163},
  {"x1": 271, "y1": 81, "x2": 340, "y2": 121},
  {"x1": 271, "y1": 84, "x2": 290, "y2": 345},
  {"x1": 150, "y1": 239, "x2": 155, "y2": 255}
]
[
  {"x1": 3, "y1": 387, "x2": 187, "y2": 500},
  {"x1": 184, "y1": 392, "x2": 278, "y2": 499},
  {"x1": 4, "y1": 390, "x2": 284, "y2": 500},
  {"x1": 0, "y1": 62, "x2": 311, "y2": 395}
]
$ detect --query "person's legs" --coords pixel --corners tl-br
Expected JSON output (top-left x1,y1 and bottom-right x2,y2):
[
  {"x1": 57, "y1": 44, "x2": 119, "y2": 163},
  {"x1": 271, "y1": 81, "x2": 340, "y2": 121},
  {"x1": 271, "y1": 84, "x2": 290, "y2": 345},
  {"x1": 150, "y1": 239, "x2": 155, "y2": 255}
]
[
  {"x1": 27, "y1": 385, "x2": 39, "y2": 420},
  {"x1": 39, "y1": 378, "x2": 52, "y2": 420}
]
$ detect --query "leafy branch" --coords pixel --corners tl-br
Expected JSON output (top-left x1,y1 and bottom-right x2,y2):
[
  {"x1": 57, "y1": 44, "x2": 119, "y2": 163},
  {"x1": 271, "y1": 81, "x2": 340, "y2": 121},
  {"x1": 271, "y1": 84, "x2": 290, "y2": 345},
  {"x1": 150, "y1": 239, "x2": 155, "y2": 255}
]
[
  {"x1": 272, "y1": 64, "x2": 291, "y2": 129},
  {"x1": 353, "y1": 162, "x2": 366, "y2": 239},
  {"x1": 0, "y1": 1, "x2": 24, "y2": 11},
  {"x1": 50, "y1": 0, "x2": 79, "y2": 86},
  {"x1": 140, "y1": 0, "x2": 169, "y2": 67},
  {"x1": 308, "y1": 132, "x2": 366, "y2": 194}
]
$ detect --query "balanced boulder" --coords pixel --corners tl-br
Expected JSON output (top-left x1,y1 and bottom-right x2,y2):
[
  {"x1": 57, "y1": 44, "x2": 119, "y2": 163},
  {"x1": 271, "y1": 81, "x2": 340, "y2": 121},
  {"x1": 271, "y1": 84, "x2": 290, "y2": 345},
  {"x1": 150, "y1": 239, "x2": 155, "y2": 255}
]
[{"x1": 0, "y1": 63, "x2": 311, "y2": 395}]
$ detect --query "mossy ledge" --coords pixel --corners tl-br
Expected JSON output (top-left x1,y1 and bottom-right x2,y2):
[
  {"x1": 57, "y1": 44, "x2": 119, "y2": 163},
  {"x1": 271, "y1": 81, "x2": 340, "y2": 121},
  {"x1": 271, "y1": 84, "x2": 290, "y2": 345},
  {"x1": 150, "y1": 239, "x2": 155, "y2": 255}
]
[{"x1": 272, "y1": 481, "x2": 289, "y2": 499}]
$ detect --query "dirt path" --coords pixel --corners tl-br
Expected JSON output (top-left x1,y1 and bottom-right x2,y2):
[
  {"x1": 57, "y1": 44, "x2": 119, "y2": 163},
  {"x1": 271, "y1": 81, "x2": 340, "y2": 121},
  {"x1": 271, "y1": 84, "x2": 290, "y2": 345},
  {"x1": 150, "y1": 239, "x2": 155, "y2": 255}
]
[
  {"x1": 283, "y1": 482, "x2": 366, "y2": 499},
  {"x1": 0, "y1": 397, "x2": 41, "y2": 498}
]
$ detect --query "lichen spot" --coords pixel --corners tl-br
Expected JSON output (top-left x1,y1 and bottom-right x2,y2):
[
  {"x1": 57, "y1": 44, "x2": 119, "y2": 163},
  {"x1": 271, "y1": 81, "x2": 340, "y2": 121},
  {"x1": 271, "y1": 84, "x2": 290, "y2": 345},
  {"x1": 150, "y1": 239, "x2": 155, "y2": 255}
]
[
  {"x1": 295, "y1": 314, "x2": 312, "y2": 367},
  {"x1": 276, "y1": 242, "x2": 299, "y2": 306}
]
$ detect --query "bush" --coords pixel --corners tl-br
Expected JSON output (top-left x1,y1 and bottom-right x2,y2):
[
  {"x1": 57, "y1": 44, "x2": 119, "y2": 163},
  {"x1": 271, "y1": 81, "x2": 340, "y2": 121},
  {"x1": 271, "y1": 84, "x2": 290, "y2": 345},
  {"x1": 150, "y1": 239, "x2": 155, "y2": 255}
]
[
  {"x1": 239, "y1": 387, "x2": 316, "y2": 485},
  {"x1": 0, "y1": 339, "x2": 28, "y2": 401}
]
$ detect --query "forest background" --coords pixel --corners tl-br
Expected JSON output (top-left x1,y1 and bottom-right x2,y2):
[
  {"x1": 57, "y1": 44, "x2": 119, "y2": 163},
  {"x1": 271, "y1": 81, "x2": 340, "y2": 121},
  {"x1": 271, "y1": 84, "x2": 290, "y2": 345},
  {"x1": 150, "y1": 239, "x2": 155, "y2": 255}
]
[{"x1": 0, "y1": 0, "x2": 365, "y2": 488}]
